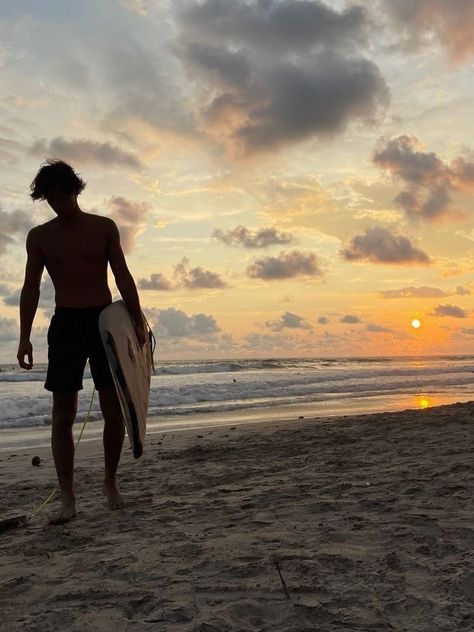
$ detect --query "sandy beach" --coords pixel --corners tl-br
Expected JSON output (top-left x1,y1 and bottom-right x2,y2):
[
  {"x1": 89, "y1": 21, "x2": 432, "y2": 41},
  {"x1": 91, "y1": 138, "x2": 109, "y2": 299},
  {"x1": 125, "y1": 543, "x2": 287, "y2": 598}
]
[{"x1": 0, "y1": 402, "x2": 473, "y2": 631}]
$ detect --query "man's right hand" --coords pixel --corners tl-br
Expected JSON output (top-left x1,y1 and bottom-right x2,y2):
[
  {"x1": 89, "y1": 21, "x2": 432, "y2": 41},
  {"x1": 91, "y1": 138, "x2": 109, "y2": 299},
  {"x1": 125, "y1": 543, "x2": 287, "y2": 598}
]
[{"x1": 17, "y1": 340, "x2": 33, "y2": 370}]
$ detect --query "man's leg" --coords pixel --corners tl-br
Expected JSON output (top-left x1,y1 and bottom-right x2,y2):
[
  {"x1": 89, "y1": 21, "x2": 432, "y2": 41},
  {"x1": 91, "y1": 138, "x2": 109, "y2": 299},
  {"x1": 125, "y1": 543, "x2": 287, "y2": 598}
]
[
  {"x1": 99, "y1": 387, "x2": 125, "y2": 509},
  {"x1": 51, "y1": 391, "x2": 78, "y2": 524}
]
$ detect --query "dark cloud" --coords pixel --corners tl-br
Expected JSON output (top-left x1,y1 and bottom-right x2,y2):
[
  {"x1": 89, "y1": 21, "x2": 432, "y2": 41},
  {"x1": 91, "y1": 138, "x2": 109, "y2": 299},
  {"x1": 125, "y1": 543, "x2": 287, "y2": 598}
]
[
  {"x1": 373, "y1": 135, "x2": 474, "y2": 220},
  {"x1": 212, "y1": 225, "x2": 294, "y2": 248},
  {"x1": 265, "y1": 311, "x2": 312, "y2": 331},
  {"x1": 341, "y1": 226, "x2": 431, "y2": 265},
  {"x1": 30, "y1": 137, "x2": 141, "y2": 169},
  {"x1": 247, "y1": 250, "x2": 322, "y2": 280},
  {"x1": 460, "y1": 328, "x2": 474, "y2": 336},
  {"x1": 456, "y1": 285, "x2": 470, "y2": 296},
  {"x1": 176, "y1": 1, "x2": 389, "y2": 155},
  {"x1": 366, "y1": 322, "x2": 392, "y2": 333},
  {"x1": 432, "y1": 304, "x2": 467, "y2": 318},
  {"x1": 179, "y1": 0, "x2": 370, "y2": 54},
  {"x1": 150, "y1": 307, "x2": 220, "y2": 338},
  {"x1": 138, "y1": 273, "x2": 173, "y2": 291},
  {"x1": 318, "y1": 316, "x2": 329, "y2": 325},
  {"x1": 0, "y1": 207, "x2": 34, "y2": 256},
  {"x1": 380, "y1": 0, "x2": 474, "y2": 63},
  {"x1": 379, "y1": 286, "x2": 447, "y2": 299},
  {"x1": 0, "y1": 283, "x2": 11, "y2": 295},
  {"x1": 174, "y1": 257, "x2": 227, "y2": 289},
  {"x1": 107, "y1": 196, "x2": 150, "y2": 253},
  {"x1": 340, "y1": 315, "x2": 361, "y2": 324}
]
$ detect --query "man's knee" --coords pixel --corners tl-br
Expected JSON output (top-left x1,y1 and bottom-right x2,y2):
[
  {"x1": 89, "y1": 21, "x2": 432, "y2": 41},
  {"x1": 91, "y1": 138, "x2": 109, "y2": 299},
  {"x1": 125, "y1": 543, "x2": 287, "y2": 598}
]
[{"x1": 52, "y1": 392, "x2": 78, "y2": 426}]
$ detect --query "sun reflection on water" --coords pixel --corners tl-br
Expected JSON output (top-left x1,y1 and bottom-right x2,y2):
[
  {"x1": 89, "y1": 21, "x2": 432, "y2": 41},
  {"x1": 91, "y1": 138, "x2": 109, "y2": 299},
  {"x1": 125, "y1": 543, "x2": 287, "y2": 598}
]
[{"x1": 418, "y1": 396, "x2": 431, "y2": 409}]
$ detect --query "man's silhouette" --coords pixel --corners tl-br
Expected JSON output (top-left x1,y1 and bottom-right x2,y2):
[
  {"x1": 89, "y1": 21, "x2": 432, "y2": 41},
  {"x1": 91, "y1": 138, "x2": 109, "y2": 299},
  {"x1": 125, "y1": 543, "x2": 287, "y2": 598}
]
[{"x1": 17, "y1": 160, "x2": 146, "y2": 524}]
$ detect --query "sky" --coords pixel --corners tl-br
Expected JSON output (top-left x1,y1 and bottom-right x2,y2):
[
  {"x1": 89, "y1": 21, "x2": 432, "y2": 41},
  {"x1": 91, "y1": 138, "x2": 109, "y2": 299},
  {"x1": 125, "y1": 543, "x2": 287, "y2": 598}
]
[{"x1": 1, "y1": 0, "x2": 474, "y2": 361}]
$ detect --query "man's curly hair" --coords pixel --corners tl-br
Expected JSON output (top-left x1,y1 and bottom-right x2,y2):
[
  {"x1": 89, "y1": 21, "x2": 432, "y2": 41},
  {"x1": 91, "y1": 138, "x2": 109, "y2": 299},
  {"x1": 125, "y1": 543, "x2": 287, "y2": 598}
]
[{"x1": 30, "y1": 160, "x2": 86, "y2": 200}]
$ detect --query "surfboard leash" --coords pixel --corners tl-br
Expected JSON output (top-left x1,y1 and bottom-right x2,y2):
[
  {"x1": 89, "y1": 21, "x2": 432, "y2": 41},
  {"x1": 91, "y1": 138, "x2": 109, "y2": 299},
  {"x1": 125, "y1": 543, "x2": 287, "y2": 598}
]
[
  {"x1": 27, "y1": 386, "x2": 96, "y2": 523},
  {"x1": 142, "y1": 312, "x2": 156, "y2": 375}
]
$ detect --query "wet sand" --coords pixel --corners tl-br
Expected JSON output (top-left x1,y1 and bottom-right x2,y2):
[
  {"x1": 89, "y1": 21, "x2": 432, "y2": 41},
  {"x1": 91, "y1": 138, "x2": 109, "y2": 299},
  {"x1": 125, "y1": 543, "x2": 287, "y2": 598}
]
[{"x1": 0, "y1": 402, "x2": 473, "y2": 631}]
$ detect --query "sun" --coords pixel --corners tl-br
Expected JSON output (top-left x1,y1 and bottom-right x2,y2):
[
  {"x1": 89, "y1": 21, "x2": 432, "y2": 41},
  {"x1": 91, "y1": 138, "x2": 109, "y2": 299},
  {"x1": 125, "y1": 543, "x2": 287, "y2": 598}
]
[{"x1": 411, "y1": 319, "x2": 421, "y2": 329}]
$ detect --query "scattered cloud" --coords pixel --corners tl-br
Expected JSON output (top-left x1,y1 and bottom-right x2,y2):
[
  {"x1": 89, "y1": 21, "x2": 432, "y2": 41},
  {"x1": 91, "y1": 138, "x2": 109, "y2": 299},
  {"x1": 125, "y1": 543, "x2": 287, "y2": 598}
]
[
  {"x1": 174, "y1": 257, "x2": 227, "y2": 289},
  {"x1": 378, "y1": 286, "x2": 447, "y2": 299},
  {"x1": 0, "y1": 207, "x2": 34, "y2": 256},
  {"x1": 380, "y1": 0, "x2": 474, "y2": 63},
  {"x1": 212, "y1": 225, "x2": 294, "y2": 248},
  {"x1": 0, "y1": 315, "x2": 17, "y2": 342},
  {"x1": 366, "y1": 322, "x2": 392, "y2": 333},
  {"x1": 148, "y1": 306, "x2": 220, "y2": 338},
  {"x1": 176, "y1": 0, "x2": 389, "y2": 156},
  {"x1": 340, "y1": 314, "x2": 361, "y2": 324},
  {"x1": 318, "y1": 316, "x2": 329, "y2": 325},
  {"x1": 432, "y1": 304, "x2": 467, "y2": 318},
  {"x1": 247, "y1": 250, "x2": 322, "y2": 280},
  {"x1": 30, "y1": 137, "x2": 141, "y2": 169},
  {"x1": 460, "y1": 328, "x2": 474, "y2": 336},
  {"x1": 265, "y1": 311, "x2": 312, "y2": 331},
  {"x1": 373, "y1": 135, "x2": 474, "y2": 221},
  {"x1": 138, "y1": 273, "x2": 173, "y2": 291},
  {"x1": 341, "y1": 226, "x2": 431, "y2": 265},
  {"x1": 107, "y1": 196, "x2": 151, "y2": 253},
  {"x1": 378, "y1": 285, "x2": 471, "y2": 299}
]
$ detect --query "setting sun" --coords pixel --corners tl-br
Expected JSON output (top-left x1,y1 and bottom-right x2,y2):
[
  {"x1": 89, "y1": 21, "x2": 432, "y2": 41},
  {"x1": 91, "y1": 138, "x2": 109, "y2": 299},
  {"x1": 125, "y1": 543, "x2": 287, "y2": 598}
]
[{"x1": 411, "y1": 319, "x2": 422, "y2": 329}]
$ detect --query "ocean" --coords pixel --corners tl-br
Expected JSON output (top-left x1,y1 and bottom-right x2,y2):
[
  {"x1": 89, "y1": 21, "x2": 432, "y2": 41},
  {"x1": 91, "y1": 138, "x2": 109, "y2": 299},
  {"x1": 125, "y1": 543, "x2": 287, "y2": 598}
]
[{"x1": 1, "y1": 356, "x2": 473, "y2": 433}]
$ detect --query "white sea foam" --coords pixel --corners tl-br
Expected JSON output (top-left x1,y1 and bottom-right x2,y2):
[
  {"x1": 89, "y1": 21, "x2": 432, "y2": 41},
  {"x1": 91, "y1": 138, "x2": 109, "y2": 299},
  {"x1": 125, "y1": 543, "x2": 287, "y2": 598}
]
[{"x1": 0, "y1": 356, "x2": 472, "y2": 429}]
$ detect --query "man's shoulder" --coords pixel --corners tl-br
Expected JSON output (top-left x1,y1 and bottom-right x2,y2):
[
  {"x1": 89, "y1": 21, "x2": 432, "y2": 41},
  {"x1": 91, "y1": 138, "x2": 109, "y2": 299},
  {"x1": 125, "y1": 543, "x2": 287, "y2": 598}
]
[
  {"x1": 84, "y1": 212, "x2": 116, "y2": 229},
  {"x1": 27, "y1": 220, "x2": 55, "y2": 240}
]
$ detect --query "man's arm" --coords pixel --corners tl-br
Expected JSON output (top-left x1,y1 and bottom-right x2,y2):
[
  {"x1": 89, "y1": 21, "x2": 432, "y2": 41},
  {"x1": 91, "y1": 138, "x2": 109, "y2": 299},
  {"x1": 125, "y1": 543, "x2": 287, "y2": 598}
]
[
  {"x1": 17, "y1": 228, "x2": 44, "y2": 369},
  {"x1": 106, "y1": 219, "x2": 146, "y2": 346}
]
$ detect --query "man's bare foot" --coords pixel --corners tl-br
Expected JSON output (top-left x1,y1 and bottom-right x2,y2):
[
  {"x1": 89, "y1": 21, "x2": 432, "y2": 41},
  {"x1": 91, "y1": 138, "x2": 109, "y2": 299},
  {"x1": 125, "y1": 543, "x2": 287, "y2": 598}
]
[
  {"x1": 49, "y1": 496, "x2": 77, "y2": 525},
  {"x1": 103, "y1": 482, "x2": 125, "y2": 510}
]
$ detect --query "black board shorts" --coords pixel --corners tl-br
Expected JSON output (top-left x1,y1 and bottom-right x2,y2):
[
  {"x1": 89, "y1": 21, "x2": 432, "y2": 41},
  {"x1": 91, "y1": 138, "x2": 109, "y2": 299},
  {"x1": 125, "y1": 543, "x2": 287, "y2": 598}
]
[{"x1": 45, "y1": 305, "x2": 114, "y2": 393}]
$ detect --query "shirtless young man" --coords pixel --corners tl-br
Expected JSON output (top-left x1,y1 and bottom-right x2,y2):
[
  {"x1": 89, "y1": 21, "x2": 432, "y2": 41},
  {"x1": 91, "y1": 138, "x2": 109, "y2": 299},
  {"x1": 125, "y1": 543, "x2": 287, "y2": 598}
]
[{"x1": 17, "y1": 160, "x2": 147, "y2": 524}]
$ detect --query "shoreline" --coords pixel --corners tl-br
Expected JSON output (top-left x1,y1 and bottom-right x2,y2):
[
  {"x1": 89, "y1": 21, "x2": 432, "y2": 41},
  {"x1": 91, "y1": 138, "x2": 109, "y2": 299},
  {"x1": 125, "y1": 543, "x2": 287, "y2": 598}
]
[
  {"x1": 1, "y1": 391, "x2": 472, "y2": 452},
  {"x1": 1, "y1": 400, "x2": 472, "y2": 630}
]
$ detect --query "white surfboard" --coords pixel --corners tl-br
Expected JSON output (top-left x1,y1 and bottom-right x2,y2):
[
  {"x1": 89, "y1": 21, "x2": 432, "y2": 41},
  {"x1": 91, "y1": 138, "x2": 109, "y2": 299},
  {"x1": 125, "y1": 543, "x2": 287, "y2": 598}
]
[{"x1": 99, "y1": 301, "x2": 153, "y2": 458}]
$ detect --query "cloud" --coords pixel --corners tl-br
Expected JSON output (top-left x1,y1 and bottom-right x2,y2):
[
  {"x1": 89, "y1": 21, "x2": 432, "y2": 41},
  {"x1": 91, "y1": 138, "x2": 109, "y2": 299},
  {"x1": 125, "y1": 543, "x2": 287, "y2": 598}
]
[
  {"x1": 174, "y1": 257, "x2": 227, "y2": 289},
  {"x1": 247, "y1": 250, "x2": 322, "y2": 280},
  {"x1": 0, "y1": 315, "x2": 17, "y2": 342},
  {"x1": 378, "y1": 286, "x2": 447, "y2": 299},
  {"x1": 178, "y1": 0, "x2": 371, "y2": 54},
  {"x1": 176, "y1": 1, "x2": 389, "y2": 155},
  {"x1": 212, "y1": 225, "x2": 294, "y2": 248},
  {"x1": 373, "y1": 135, "x2": 474, "y2": 221},
  {"x1": 3, "y1": 277, "x2": 55, "y2": 314},
  {"x1": 380, "y1": 0, "x2": 474, "y2": 63},
  {"x1": 318, "y1": 316, "x2": 329, "y2": 325},
  {"x1": 341, "y1": 226, "x2": 431, "y2": 265},
  {"x1": 107, "y1": 196, "x2": 150, "y2": 253},
  {"x1": 0, "y1": 207, "x2": 34, "y2": 256},
  {"x1": 366, "y1": 322, "x2": 392, "y2": 333},
  {"x1": 30, "y1": 137, "x2": 141, "y2": 169},
  {"x1": 456, "y1": 285, "x2": 470, "y2": 296},
  {"x1": 340, "y1": 315, "x2": 361, "y2": 324},
  {"x1": 137, "y1": 273, "x2": 173, "y2": 291},
  {"x1": 265, "y1": 311, "x2": 312, "y2": 331},
  {"x1": 460, "y1": 328, "x2": 474, "y2": 336},
  {"x1": 432, "y1": 304, "x2": 467, "y2": 318},
  {"x1": 148, "y1": 307, "x2": 220, "y2": 338}
]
